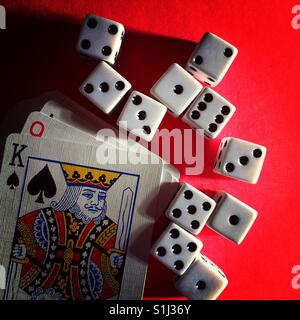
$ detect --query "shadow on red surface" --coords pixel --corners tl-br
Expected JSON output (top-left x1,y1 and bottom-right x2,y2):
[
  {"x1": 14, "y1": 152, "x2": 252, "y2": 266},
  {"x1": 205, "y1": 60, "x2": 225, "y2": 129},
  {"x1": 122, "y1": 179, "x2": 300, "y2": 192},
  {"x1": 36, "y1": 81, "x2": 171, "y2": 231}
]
[{"x1": 0, "y1": 11, "x2": 203, "y2": 299}]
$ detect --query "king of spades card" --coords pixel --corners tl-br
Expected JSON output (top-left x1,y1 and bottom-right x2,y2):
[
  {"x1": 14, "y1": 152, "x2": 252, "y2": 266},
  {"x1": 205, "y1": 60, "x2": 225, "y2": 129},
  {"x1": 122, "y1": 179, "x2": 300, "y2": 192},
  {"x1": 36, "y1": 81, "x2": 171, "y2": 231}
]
[{"x1": 6, "y1": 161, "x2": 137, "y2": 300}]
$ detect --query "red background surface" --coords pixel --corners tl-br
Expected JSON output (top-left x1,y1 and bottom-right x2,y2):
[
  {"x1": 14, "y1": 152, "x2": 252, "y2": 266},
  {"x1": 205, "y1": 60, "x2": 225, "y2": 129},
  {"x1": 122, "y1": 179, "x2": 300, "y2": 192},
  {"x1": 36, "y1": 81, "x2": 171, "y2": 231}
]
[{"x1": 0, "y1": 0, "x2": 300, "y2": 300}]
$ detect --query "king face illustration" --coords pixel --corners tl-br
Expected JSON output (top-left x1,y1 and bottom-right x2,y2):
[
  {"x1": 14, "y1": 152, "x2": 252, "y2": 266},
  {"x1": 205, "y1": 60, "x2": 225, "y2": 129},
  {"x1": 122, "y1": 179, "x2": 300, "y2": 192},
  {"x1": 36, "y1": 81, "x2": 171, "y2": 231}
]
[{"x1": 10, "y1": 164, "x2": 125, "y2": 300}]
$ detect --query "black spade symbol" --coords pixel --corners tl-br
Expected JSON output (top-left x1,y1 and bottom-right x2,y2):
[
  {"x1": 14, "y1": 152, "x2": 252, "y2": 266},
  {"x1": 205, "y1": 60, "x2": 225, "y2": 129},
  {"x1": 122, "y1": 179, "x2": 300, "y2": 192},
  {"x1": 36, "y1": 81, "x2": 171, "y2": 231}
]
[
  {"x1": 7, "y1": 171, "x2": 19, "y2": 190},
  {"x1": 27, "y1": 165, "x2": 57, "y2": 204}
]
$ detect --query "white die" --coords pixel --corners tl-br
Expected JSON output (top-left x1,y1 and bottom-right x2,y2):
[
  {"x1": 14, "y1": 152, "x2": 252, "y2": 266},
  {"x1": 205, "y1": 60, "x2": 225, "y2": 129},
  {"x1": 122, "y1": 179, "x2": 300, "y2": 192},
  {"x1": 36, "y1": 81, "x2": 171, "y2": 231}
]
[
  {"x1": 117, "y1": 91, "x2": 167, "y2": 142},
  {"x1": 186, "y1": 32, "x2": 238, "y2": 87},
  {"x1": 151, "y1": 222, "x2": 203, "y2": 275},
  {"x1": 76, "y1": 14, "x2": 125, "y2": 64},
  {"x1": 80, "y1": 61, "x2": 131, "y2": 114},
  {"x1": 166, "y1": 183, "x2": 216, "y2": 235},
  {"x1": 183, "y1": 88, "x2": 236, "y2": 139},
  {"x1": 207, "y1": 192, "x2": 257, "y2": 244},
  {"x1": 150, "y1": 63, "x2": 202, "y2": 117},
  {"x1": 175, "y1": 254, "x2": 228, "y2": 300},
  {"x1": 213, "y1": 137, "x2": 267, "y2": 184}
]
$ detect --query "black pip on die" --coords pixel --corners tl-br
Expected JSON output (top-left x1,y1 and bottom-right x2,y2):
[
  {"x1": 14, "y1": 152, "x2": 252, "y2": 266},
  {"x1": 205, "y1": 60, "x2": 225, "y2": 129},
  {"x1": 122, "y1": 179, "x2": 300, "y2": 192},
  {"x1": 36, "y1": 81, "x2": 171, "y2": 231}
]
[
  {"x1": 77, "y1": 14, "x2": 125, "y2": 64},
  {"x1": 213, "y1": 137, "x2": 267, "y2": 184},
  {"x1": 186, "y1": 32, "x2": 238, "y2": 87},
  {"x1": 183, "y1": 88, "x2": 236, "y2": 139},
  {"x1": 117, "y1": 91, "x2": 167, "y2": 142},
  {"x1": 165, "y1": 183, "x2": 216, "y2": 235},
  {"x1": 151, "y1": 223, "x2": 203, "y2": 275},
  {"x1": 150, "y1": 63, "x2": 202, "y2": 117},
  {"x1": 80, "y1": 61, "x2": 131, "y2": 114},
  {"x1": 175, "y1": 254, "x2": 228, "y2": 300},
  {"x1": 207, "y1": 192, "x2": 257, "y2": 245}
]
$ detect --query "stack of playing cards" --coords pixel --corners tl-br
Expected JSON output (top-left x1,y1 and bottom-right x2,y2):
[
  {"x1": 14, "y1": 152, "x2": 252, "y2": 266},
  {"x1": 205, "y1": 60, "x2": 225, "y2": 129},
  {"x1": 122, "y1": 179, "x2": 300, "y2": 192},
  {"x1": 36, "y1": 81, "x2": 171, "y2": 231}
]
[{"x1": 0, "y1": 95, "x2": 179, "y2": 300}]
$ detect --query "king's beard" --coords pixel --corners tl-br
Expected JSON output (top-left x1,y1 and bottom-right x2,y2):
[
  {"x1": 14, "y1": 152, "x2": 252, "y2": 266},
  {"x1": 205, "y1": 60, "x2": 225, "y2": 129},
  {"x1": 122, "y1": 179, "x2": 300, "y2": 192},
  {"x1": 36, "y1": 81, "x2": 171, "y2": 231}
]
[{"x1": 69, "y1": 203, "x2": 106, "y2": 225}]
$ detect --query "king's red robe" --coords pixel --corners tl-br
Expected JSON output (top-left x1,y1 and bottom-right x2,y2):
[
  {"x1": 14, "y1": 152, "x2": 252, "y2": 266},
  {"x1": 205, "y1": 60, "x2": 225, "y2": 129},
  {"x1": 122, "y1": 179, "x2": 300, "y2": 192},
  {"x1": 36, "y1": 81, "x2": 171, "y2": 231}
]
[{"x1": 11, "y1": 207, "x2": 124, "y2": 300}]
